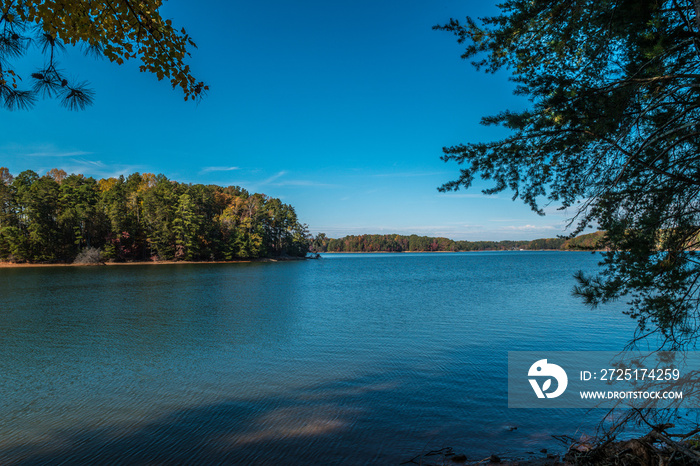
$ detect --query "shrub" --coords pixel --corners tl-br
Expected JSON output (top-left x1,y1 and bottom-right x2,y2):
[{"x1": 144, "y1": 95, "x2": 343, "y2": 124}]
[{"x1": 73, "y1": 247, "x2": 104, "y2": 265}]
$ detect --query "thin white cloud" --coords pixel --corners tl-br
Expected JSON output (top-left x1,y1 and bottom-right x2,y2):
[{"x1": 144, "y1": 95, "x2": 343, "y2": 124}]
[
  {"x1": 262, "y1": 171, "x2": 287, "y2": 184},
  {"x1": 200, "y1": 166, "x2": 240, "y2": 174},
  {"x1": 499, "y1": 224, "x2": 559, "y2": 231},
  {"x1": 0, "y1": 143, "x2": 94, "y2": 159},
  {"x1": 26, "y1": 150, "x2": 93, "y2": 157},
  {"x1": 70, "y1": 158, "x2": 105, "y2": 167},
  {"x1": 227, "y1": 170, "x2": 337, "y2": 189},
  {"x1": 222, "y1": 171, "x2": 288, "y2": 191},
  {"x1": 0, "y1": 143, "x2": 145, "y2": 179}
]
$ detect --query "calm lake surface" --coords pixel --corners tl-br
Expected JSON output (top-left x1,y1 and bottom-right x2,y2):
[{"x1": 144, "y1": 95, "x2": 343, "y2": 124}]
[{"x1": 0, "y1": 252, "x2": 636, "y2": 464}]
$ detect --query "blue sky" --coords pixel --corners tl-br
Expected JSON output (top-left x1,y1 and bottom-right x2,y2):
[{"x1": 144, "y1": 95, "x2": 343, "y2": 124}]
[{"x1": 1, "y1": 0, "x2": 575, "y2": 241}]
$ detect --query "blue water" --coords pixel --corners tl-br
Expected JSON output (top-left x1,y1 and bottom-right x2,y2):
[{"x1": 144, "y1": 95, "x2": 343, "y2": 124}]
[{"x1": 0, "y1": 252, "x2": 636, "y2": 464}]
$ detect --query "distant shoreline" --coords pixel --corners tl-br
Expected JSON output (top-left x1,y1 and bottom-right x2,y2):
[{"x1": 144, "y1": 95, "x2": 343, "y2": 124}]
[{"x1": 313, "y1": 231, "x2": 605, "y2": 253}]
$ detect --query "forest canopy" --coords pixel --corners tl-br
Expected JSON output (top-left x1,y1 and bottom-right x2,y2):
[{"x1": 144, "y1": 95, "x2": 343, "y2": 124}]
[{"x1": 0, "y1": 168, "x2": 309, "y2": 263}]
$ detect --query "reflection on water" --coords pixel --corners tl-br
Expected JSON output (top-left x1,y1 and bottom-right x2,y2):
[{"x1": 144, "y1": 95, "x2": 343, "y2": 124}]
[{"x1": 0, "y1": 252, "x2": 635, "y2": 464}]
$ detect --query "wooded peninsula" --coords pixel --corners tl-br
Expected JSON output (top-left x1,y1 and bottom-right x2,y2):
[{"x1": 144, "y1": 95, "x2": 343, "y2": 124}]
[{"x1": 0, "y1": 168, "x2": 309, "y2": 263}]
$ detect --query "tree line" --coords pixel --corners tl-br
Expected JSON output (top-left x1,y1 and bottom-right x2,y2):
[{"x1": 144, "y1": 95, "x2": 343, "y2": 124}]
[
  {"x1": 310, "y1": 232, "x2": 604, "y2": 253},
  {"x1": 0, "y1": 168, "x2": 310, "y2": 263}
]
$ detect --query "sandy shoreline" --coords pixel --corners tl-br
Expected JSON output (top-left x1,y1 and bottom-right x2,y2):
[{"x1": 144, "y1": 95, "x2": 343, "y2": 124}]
[{"x1": 0, "y1": 257, "x2": 306, "y2": 268}]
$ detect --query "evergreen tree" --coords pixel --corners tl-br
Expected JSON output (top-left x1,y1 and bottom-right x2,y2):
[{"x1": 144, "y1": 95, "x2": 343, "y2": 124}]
[{"x1": 436, "y1": 0, "x2": 700, "y2": 348}]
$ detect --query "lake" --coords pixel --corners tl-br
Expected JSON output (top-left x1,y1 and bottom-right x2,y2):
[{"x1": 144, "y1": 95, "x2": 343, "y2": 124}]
[{"x1": 0, "y1": 252, "x2": 636, "y2": 464}]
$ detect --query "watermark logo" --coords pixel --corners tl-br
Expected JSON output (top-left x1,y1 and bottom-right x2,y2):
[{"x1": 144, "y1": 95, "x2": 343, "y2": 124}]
[{"x1": 528, "y1": 359, "x2": 568, "y2": 399}]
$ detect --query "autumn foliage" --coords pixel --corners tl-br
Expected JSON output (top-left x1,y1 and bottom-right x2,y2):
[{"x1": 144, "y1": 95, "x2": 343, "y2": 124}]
[{"x1": 0, "y1": 168, "x2": 309, "y2": 263}]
